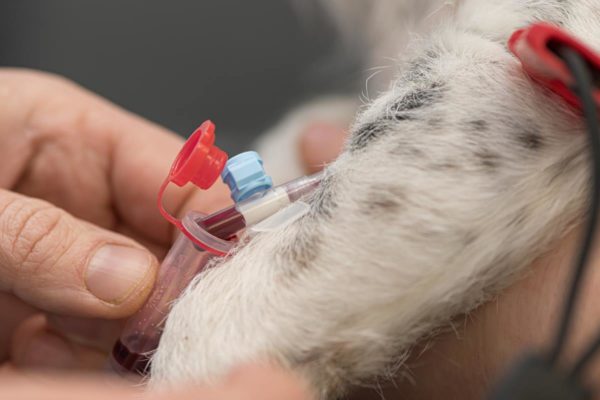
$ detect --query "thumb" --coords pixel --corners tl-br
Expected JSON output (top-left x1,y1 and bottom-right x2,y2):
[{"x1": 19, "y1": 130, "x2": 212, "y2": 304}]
[{"x1": 0, "y1": 189, "x2": 158, "y2": 318}]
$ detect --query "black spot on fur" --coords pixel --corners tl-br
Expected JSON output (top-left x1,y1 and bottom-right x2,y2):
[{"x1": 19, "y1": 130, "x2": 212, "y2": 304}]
[
  {"x1": 389, "y1": 142, "x2": 425, "y2": 158},
  {"x1": 350, "y1": 80, "x2": 444, "y2": 151},
  {"x1": 350, "y1": 121, "x2": 389, "y2": 151},
  {"x1": 428, "y1": 117, "x2": 444, "y2": 129},
  {"x1": 469, "y1": 119, "x2": 489, "y2": 132},
  {"x1": 287, "y1": 226, "x2": 320, "y2": 270},
  {"x1": 385, "y1": 112, "x2": 415, "y2": 122},
  {"x1": 381, "y1": 81, "x2": 447, "y2": 127},
  {"x1": 425, "y1": 49, "x2": 438, "y2": 59},
  {"x1": 475, "y1": 149, "x2": 501, "y2": 171},
  {"x1": 310, "y1": 173, "x2": 337, "y2": 218},
  {"x1": 391, "y1": 82, "x2": 445, "y2": 114},
  {"x1": 392, "y1": 90, "x2": 429, "y2": 111},
  {"x1": 371, "y1": 197, "x2": 401, "y2": 212},
  {"x1": 517, "y1": 129, "x2": 544, "y2": 150},
  {"x1": 364, "y1": 186, "x2": 406, "y2": 216},
  {"x1": 403, "y1": 49, "x2": 440, "y2": 82},
  {"x1": 407, "y1": 147, "x2": 425, "y2": 158}
]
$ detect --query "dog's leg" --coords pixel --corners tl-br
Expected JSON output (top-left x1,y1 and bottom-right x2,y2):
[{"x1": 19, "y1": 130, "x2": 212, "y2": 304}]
[{"x1": 151, "y1": 1, "x2": 597, "y2": 398}]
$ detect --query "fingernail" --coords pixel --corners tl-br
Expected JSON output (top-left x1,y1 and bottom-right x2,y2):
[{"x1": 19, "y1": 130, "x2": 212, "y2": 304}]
[
  {"x1": 86, "y1": 245, "x2": 154, "y2": 304},
  {"x1": 21, "y1": 333, "x2": 76, "y2": 369}
]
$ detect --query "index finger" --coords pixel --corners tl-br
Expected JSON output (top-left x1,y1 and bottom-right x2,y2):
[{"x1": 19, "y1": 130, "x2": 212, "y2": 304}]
[{"x1": 0, "y1": 68, "x2": 231, "y2": 246}]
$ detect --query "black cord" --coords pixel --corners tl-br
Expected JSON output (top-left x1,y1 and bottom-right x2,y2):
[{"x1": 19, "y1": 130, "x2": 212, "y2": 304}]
[
  {"x1": 567, "y1": 55, "x2": 600, "y2": 376},
  {"x1": 547, "y1": 47, "x2": 600, "y2": 366}
]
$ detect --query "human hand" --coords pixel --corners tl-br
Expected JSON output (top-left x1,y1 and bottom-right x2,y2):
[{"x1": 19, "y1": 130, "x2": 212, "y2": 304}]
[
  {"x1": 0, "y1": 69, "x2": 349, "y2": 373},
  {"x1": 0, "y1": 68, "x2": 233, "y2": 370},
  {"x1": 0, "y1": 68, "x2": 343, "y2": 400}
]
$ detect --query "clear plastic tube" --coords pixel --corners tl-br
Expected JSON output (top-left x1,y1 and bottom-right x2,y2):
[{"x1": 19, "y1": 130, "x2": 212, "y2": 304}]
[
  {"x1": 111, "y1": 230, "x2": 215, "y2": 375},
  {"x1": 110, "y1": 172, "x2": 323, "y2": 376}
]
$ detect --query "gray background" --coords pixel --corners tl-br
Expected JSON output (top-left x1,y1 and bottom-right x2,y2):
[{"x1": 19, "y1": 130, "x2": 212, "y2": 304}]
[{"x1": 0, "y1": 1, "x2": 359, "y2": 154}]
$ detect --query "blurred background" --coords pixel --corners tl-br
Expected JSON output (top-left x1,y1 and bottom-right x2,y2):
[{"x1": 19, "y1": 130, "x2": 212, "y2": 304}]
[{"x1": 0, "y1": 1, "x2": 359, "y2": 154}]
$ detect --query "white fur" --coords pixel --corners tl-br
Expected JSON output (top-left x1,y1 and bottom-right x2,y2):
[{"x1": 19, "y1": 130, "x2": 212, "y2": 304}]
[{"x1": 151, "y1": 1, "x2": 600, "y2": 398}]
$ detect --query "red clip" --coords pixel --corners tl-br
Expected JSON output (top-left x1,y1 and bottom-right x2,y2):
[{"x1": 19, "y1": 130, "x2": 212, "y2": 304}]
[
  {"x1": 509, "y1": 23, "x2": 600, "y2": 109},
  {"x1": 157, "y1": 120, "x2": 228, "y2": 249}
]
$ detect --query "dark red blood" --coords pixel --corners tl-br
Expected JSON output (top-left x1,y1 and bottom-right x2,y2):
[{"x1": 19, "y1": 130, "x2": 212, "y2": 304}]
[
  {"x1": 111, "y1": 338, "x2": 153, "y2": 375},
  {"x1": 112, "y1": 210, "x2": 245, "y2": 376},
  {"x1": 199, "y1": 206, "x2": 246, "y2": 240}
]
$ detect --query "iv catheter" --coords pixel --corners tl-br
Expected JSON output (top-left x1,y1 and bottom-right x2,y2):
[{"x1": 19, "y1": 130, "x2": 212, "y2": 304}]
[{"x1": 110, "y1": 121, "x2": 322, "y2": 375}]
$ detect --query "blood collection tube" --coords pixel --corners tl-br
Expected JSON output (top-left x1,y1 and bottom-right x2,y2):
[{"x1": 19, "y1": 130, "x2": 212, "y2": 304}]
[
  {"x1": 110, "y1": 224, "x2": 221, "y2": 376},
  {"x1": 110, "y1": 172, "x2": 323, "y2": 376}
]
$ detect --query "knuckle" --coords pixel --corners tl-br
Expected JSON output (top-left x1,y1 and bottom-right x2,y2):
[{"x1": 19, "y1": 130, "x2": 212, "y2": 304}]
[
  {"x1": 0, "y1": 68, "x2": 77, "y2": 103},
  {"x1": 0, "y1": 69, "x2": 89, "y2": 144}
]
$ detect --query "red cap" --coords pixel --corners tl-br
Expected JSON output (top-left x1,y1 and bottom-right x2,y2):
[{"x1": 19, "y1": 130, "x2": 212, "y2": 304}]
[
  {"x1": 157, "y1": 120, "x2": 229, "y2": 251},
  {"x1": 169, "y1": 120, "x2": 227, "y2": 188}
]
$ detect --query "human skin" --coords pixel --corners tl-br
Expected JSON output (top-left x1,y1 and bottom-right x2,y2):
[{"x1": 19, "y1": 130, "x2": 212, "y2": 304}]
[
  {"x1": 0, "y1": 67, "x2": 232, "y2": 369},
  {"x1": 0, "y1": 68, "x2": 312, "y2": 399}
]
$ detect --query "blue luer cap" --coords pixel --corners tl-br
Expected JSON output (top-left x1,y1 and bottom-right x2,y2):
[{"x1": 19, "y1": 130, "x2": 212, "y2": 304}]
[{"x1": 221, "y1": 151, "x2": 273, "y2": 203}]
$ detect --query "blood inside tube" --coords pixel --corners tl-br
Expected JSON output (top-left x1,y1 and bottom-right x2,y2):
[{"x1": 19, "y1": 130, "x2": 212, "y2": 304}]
[
  {"x1": 111, "y1": 174, "x2": 322, "y2": 377},
  {"x1": 199, "y1": 206, "x2": 246, "y2": 240},
  {"x1": 112, "y1": 335, "x2": 157, "y2": 375},
  {"x1": 111, "y1": 209, "x2": 246, "y2": 376}
]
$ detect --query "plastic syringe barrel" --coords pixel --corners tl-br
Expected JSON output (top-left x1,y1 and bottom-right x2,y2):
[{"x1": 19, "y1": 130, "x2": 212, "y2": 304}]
[
  {"x1": 198, "y1": 171, "x2": 323, "y2": 237},
  {"x1": 283, "y1": 172, "x2": 323, "y2": 202},
  {"x1": 234, "y1": 172, "x2": 323, "y2": 226}
]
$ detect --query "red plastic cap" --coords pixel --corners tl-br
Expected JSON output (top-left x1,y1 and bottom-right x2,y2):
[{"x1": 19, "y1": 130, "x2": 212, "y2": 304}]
[
  {"x1": 157, "y1": 121, "x2": 229, "y2": 254},
  {"x1": 169, "y1": 120, "x2": 228, "y2": 189}
]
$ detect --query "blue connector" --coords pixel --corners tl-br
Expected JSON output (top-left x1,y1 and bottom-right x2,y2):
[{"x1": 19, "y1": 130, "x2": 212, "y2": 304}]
[{"x1": 221, "y1": 151, "x2": 273, "y2": 203}]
